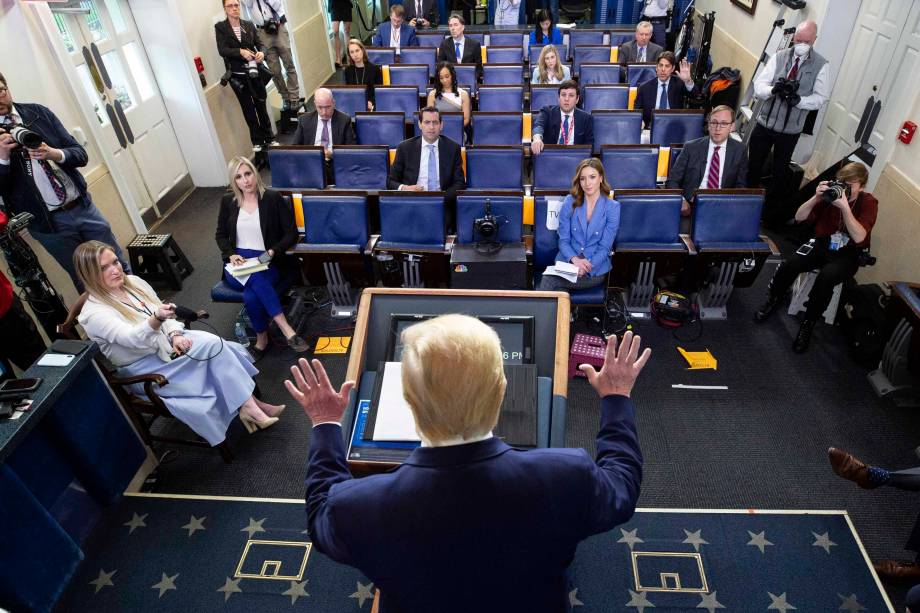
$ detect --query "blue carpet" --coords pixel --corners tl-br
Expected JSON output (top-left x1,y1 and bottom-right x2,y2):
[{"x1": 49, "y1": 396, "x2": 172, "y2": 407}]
[{"x1": 58, "y1": 496, "x2": 892, "y2": 611}]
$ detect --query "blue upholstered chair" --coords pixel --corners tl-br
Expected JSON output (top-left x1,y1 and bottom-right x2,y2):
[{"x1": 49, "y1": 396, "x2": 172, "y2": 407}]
[
  {"x1": 483, "y1": 64, "x2": 525, "y2": 85},
  {"x1": 355, "y1": 113, "x2": 406, "y2": 147},
  {"x1": 375, "y1": 86, "x2": 421, "y2": 118},
  {"x1": 486, "y1": 46, "x2": 524, "y2": 64},
  {"x1": 465, "y1": 33, "x2": 485, "y2": 45},
  {"x1": 580, "y1": 63, "x2": 622, "y2": 85},
  {"x1": 417, "y1": 31, "x2": 447, "y2": 47},
  {"x1": 398, "y1": 47, "x2": 437, "y2": 78},
  {"x1": 330, "y1": 146, "x2": 389, "y2": 190},
  {"x1": 532, "y1": 191, "x2": 607, "y2": 305},
  {"x1": 387, "y1": 64, "x2": 430, "y2": 90},
  {"x1": 366, "y1": 47, "x2": 396, "y2": 66},
  {"x1": 478, "y1": 85, "x2": 524, "y2": 112},
  {"x1": 413, "y1": 112, "x2": 464, "y2": 146},
  {"x1": 489, "y1": 32, "x2": 526, "y2": 47},
  {"x1": 568, "y1": 30, "x2": 606, "y2": 59},
  {"x1": 376, "y1": 192, "x2": 450, "y2": 287},
  {"x1": 466, "y1": 146, "x2": 524, "y2": 189},
  {"x1": 591, "y1": 110, "x2": 643, "y2": 152},
  {"x1": 472, "y1": 112, "x2": 522, "y2": 145},
  {"x1": 268, "y1": 147, "x2": 325, "y2": 189},
  {"x1": 583, "y1": 84, "x2": 629, "y2": 112},
  {"x1": 530, "y1": 85, "x2": 561, "y2": 113},
  {"x1": 532, "y1": 145, "x2": 592, "y2": 189},
  {"x1": 600, "y1": 145, "x2": 660, "y2": 189},
  {"x1": 454, "y1": 64, "x2": 479, "y2": 96},
  {"x1": 529, "y1": 43, "x2": 566, "y2": 65},
  {"x1": 626, "y1": 63, "x2": 657, "y2": 88},
  {"x1": 327, "y1": 85, "x2": 369, "y2": 119},
  {"x1": 608, "y1": 30, "x2": 633, "y2": 47},
  {"x1": 455, "y1": 193, "x2": 524, "y2": 244},
  {"x1": 668, "y1": 144, "x2": 684, "y2": 177},
  {"x1": 573, "y1": 46, "x2": 612, "y2": 76},
  {"x1": 650, "y1": 110, "x2": 705, "y2": 146}
]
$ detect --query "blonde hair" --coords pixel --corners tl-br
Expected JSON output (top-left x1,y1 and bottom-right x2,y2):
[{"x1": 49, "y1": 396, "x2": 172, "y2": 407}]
[
  {"x1": 536, "y1": 45, "x2": 564, "y2": 84},
  {"x1": 570, "y1": 158, "x2": 612, "y2": 208},
  {"x1": 346, "y1": 38, "x2": 369, "y2": 66},
  {"x1": 400, "y1": 314, "x2": 507, "y2": 443},
  {"x1": 73, "y1": 241, "x2": 160, "y2": 322},
  {"x1": 227, "y1": 156, "x2": 265, "y2": 206},
  {"x1": 836, "y1": 161, "x2": 869, "y2": 187}
]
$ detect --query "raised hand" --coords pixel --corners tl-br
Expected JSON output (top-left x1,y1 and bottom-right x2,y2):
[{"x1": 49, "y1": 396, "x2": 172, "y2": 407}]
[
  {"x1": 579, "y1": 331, "x2": 652, "y2": 398},
  {"x1": 678, "y1": 58, "x2": 692, "y2": 83},
  {"x1": 285, "y1": 358, "x2": 355, "y2": 426}
]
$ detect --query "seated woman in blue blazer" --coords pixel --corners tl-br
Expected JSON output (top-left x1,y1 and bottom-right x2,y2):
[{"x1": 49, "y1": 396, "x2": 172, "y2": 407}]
[
  {"x1": 529, "y1": 9, "x2": 563, "y2": 45},
  {"x1": 215, "y1": 156, "x2": 308, "y2": 360},
  {"x1": 539, "y1": 157, "x2": 620, "y2": 292}
]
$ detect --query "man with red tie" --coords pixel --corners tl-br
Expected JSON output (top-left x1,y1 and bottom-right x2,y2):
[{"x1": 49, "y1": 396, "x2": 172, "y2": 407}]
[
  {"x1": 530, "y1": 80, "x2": 594, "y2": 156},
  {"x1": 665, "y1": 105, "x2": 749, "y2": 232}
]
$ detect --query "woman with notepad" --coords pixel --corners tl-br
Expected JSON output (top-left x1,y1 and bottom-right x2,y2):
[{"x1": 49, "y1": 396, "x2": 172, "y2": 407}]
[{"x1": 215, "y1": 156, "x2": 308, "y2": 360}]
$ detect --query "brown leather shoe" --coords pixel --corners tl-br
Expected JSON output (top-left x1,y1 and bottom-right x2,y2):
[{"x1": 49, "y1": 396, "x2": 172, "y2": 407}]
[
  {"x1": 873, "y1": 560, "x2": 920, "y2": 585},
  {"x1": 827, "y1": 447, "x2": 876, "y2": 489}
]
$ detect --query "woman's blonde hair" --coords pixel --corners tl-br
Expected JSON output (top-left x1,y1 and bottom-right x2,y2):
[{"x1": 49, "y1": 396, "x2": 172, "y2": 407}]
[
  {"x1": 73, "y1": 240, "x2": 160, "y2": 322},
  {"x1": 836, "y1": 161, "x2": 869, "y2": 187},
  {"x1": 346, "y1": 38, "x2": 369, "y2": 66},
  {"x1": 400, "y1": 314, "x2": 507, "y2": 443},
  {"x1": 570, "y1": 158, "x2": 612, "y2": 208},
  {"x1": 537, "y1": 45, "x2": 564, "y2": 84},
  {"x1": 227, "y1": 156, "x2": 265, "y2": 206}
]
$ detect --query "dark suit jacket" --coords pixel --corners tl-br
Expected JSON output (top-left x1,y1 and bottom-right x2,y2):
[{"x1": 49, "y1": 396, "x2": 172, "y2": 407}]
[
  {"x1": 634, "y1": 76, "x2": 693, "y2": 128},
  {"x1": 387, "y1": 135, "x2": 466, "y2": 197},
  {"x1": 214, "y1": 188, "x2": 298, "y2": 273},
  {"x1": 343, "y1": 62, "x2": 383, "y2": 105},
  {"x1": 533, "y1": 105, "x2": 594, "y2": 147},
  {"x1": 304, "y1": 395, "x2": 642, "y2": 613},
  {"x1": 403, "y1": 0, "x2": 439, "y2": 26},
  {"x1": 214, "y1": 19, "x2": 264, "y2": 73},
  {"x1": 666, "y1": 136, "x2": 749, "y2": 203},
  {"x1": 371, "y1": 22, "x2": 420, "y2": 48},
  {"x1": 292, "y1": 109, "x2": 356, "y2": 147},
  {"x1": 618, "y1": 39, "x2": 663, "y2": 65},
  {"x1": 437, "y1": 36, "x2": 483, "y2": 75},
  {"x1": 0, "y1": 103, "x2": 90, "y2": 234}
]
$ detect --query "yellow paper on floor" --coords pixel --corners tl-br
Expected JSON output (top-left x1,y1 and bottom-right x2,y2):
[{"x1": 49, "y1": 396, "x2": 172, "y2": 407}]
[
  {"x1": 677, "y1": 347, "x2": 717, "y2": 370},
  {"x1": 314, "y1": 337, "x2": 351, "y2": 354}
]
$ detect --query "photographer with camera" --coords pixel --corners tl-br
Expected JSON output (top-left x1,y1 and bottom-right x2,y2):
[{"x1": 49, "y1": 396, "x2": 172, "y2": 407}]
[
  {"x1": 241, "y1": 0, "x2": 301, "y2": 112},
  {"x1": 754, "y1": 162, "x2": 878, "y2": 353},
  {"x1": 748, "y1": 20, "x2": 829, "y2": 213},
  {"x1": 215, "y1": 0, "x2": 275, "y2": 151},
  {"x1": 0, "y1": 72, "x2": 129, "y2": 293},
  {"x1": 0, "y1": 211, "x2": 46, "y2": 374}
]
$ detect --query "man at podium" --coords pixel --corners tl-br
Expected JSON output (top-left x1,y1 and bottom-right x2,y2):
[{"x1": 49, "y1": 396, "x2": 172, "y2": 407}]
[{"x1": 288, "y1": 315, "x2": 650, "y2": 612}]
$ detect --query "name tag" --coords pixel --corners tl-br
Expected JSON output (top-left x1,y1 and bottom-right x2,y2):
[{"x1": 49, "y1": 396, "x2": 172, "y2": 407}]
[{"x1": 829, "y1": 232, "x2": 849, "y2": 251}]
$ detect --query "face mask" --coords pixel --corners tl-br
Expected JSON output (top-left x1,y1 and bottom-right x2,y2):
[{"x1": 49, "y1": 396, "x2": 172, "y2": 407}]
[{"x1": 794, "y1": 43, "x2": 810, "y2": 57}]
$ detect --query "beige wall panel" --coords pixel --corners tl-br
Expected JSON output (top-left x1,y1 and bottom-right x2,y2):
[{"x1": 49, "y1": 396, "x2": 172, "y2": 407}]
[
  {"x1": 856, "y1": 165, "x2": 920, "y2": 285},
  {"x1": 291, "y1": 13, "x2": 335, "y2": 99},
  {"x1": 205, "y1": 84, "x2": 255, "y2": 166}
]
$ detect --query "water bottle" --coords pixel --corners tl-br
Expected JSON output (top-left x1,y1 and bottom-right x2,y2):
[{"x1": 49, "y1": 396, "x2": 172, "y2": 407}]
[{"x1": 234, "y1": 322, "x2": 250, "y2": 348}]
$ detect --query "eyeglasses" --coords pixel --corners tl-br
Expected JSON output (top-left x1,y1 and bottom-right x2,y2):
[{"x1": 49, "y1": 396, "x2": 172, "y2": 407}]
[{"x1": 708, "y1": 121, "x2": 732, "y2": 128}]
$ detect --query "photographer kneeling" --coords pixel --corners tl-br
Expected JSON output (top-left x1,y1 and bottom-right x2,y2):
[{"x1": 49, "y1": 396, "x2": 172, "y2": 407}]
[{"x1": 754, "y1": 162, "x2": 878, "y2": 353}]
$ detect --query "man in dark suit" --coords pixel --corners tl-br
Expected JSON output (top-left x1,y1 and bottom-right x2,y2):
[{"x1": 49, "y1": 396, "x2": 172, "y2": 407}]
[
  {"x1": 618, "y1": 21, "x2": 663, "y2": 64},
  {"x1": 292, "y1": 88, "x2": 356, "y2": 183},
  {"x1": 0, "y1": 73, "x2": 129, "y2": 292},
  {"x1": 370, "y1": 4, "x2": 419, "y2": 50},
  {"x1": 634, "y1": 52, "x2": 697, "y2": 128},
  {"x1": 404, "y1": 0, "x2": 439, "y2": 28},
  {"x1": 437, "y1": 15, "x2": 482, "y2": 77},
  {"x1": 288, "y1": 315, "x2": 648, "y2": 613},
  {"x1": 666, "y1": 105, "x2": 749, "y2": 226},
  {"x1": 531, "y1": 80, "x2": 594, "y2": 156}
]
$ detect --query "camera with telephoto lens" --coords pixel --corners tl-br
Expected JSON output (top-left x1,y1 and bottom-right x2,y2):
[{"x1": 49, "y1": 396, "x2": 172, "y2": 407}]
[
  {"x1": 0, "y1": 124, "x2": 42, "y2": 149},
  {"x1": 263, "y1": 19, "x2": 279, "y2": 35},
  {"x1": 823, "y1": 179, "x2": 850, "y2": 203},
  {"x1": 771, "y1": 77, "x2": 800, "y2": 102},
  {"x1": 247, "y1": 66, "x2": 260, "y2": 79}
]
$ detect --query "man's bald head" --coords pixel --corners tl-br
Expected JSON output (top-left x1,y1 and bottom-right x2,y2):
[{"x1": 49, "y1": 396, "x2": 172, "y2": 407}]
[
  {"x1": 794, "y1": 20, "x2": 818, "y2": 46},
  {"x1": 314, "y1": 88, "x2": 335, "y2": 120}
]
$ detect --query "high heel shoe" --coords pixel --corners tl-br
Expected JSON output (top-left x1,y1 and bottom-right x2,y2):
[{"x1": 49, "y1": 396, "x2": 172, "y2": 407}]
[
  {"x1": 259, "y1": 403, "x2": 286, "y2": 418},
  {"x1": 239, "y1": 409, "x2": 279, "y2": 434}
]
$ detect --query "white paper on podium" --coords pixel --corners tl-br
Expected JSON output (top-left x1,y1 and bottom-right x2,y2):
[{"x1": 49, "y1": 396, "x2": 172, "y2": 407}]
[{"x1": 371, "y1": 362, "x2": 421, "y2": 442}]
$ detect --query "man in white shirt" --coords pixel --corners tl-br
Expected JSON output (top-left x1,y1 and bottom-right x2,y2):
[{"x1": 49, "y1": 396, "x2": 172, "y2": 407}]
[
  {"x1": 640, "y1": 0, "x2": 670, "y2": 48},
  {"x1": 241, "y1": 0, "x2": 301, "y2": 111},
  {"x1": 493, "y1": 0, "x2": 522, "y2": 26},
  {"x1": 531, "y1": 81, "x2": 594, "y2": 155},
  {"x1": 619, "y1": 21, "x2": 663, "y2": 65},
  {"x1": 292, "y1": 88, "x2": 356, "y2": 183},
  {"x1": 437, "y1": 15, "x2": 483, "y2": 76},
  {"x1": 748, "y1": 20, "x2": 829, "y2": 213},
  {"x1": 371, "y1": 5, "x2": 419, "y2": 52}
]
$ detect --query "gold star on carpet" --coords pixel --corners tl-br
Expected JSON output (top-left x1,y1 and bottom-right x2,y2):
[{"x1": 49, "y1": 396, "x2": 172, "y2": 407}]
[
  {"x1": 282, "y1": 580, "x2": 310, "y2": 604},
  {"x1": 350, "y1": 581, "x2": 374, "y2": 608},
  {"x1": 88, "y1": 569, "x2": 116, "y2": 594},
  {"x1": 241, "y1": 517, "x2": 267, "y2": 538},
  {"x1": 181, "y1": 515, "x2": 206, "y2": 537},
  {"x1": 151, "y1": 572, "x2": 179, "y2": 598},
  {"x1": 217, "y1": 577, "x2": 243, "y2": 602},
  {"x1": 569, "y1": 588, "x2": 584, "y2": 607},
  {"x1": 123, "y1": 512, "x2": 147, "y2": 534}
]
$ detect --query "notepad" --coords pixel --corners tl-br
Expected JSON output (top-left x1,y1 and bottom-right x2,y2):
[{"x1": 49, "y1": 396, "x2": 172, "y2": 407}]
[
  {"x1": 369, "y1": 362, "x2": 420, "y2": 442},
  {"x1": 225, "y1": 258, "x2": 269, "y2": 285}
]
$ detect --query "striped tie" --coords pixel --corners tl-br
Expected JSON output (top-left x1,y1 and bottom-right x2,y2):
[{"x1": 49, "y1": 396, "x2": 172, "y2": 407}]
[{"x1": 706, "y1": 145, "x2": 721, "y2": 189}]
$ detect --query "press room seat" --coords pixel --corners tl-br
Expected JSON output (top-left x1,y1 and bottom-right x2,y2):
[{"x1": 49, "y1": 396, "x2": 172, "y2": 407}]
[
  {"x1": 365, "y1": 47, "x2": 396, "y2": 66},
  {"x1": 625, "y1": 63, "x2": 656, "y2": 88},
  {"x1": 600, "y1": 145, "x2": 660, "y2": 189},
  {"x1": 375, "y1": 192, "x2": 450, "y2": 287},
  {"x1": 485, "y1": 47, "x2": 524, "y2": 64},
  {"x1": 532, "y1": 145, "x2": 592, "y2": 189},
  {"x1": 651, "y1": 110, "x2": 705, "y2": 147},
  {"x1": 268, "y1": 146, "x2": 325, "y2": 189},
  {"x1": 591, "y1": 110, "x2": 643, "y2": 152},
  {"x1": 413, "y1": 111, "x2": 464, "y2": 146},
  {"x1": 580, "y1": 63, "x2": 622, "y2": 85},
  {"x1": 573, "y1": 45, "x2": 613, "y2": 76},
  {"x1": 386, "y1": 64, "x2": 430, "y2": 91},
  {"x1": 482, "y1": 63, "x2": 525, "y2": 85},
  {"x1": 530, "y1": 85, "x2": 562, "y2": 113},
  {"x1": 375, "y1": 86, "x2": 420, "y2": 118},
  {"x1": 488, "y1": 32, "x2": 526, "y2": 47},
  {"x1": 455, "y1": 192, "x2": 524, "y2": 244},
  {"x1": 472, "y1": 112, "x2": 523, "y2": 145},
  {"x1": 466, "y1": 146, "x2": 524, "y2": 189},
  {"x1": 355, "y1": 113, "x2": 405, "y2": 147},
  {"x1": 326, "y1": 85, "x2": 368, "y2": 119},
  {"x1": 454, "y1": 64, "x2": 479, "y2": 96},
  {"x1": 331, "y1": 146, "x2": 389, "y2": 190},
  {"x1": 478, "y1": 85, "x2": 524, "y2": 112},
  {"x1": 583, "y1": 84, "x2": 629, "y2": 112},
  {"x1": 398, "y1": 47, "x2": 437, "y2": 78},
  {"x1": 567, "y1": 30, "x2": 605, "y2": 59}
]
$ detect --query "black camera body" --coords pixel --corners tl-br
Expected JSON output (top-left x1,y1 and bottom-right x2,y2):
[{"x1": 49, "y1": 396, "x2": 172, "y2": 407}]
[
  {"x1": 0, "y1": 124, "x2": 42, "y2": 149},
  {"x1": 771, "y1": 77, "x2": 800, "y2": 103},
  {"x1": 473, "y1": 199, "x2": 498, "y2": 241},
  {"x1": 263, "y1": 19, "x2": 280, "y2": 35},
  {"x1": 823, "y1": 179, "x2": 850, "y2": 203}
]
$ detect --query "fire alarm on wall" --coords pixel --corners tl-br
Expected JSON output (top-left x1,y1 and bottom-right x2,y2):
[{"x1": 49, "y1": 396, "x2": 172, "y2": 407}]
[{"x1": 900, "y1": 121, "x2": 917, "y2": 144}]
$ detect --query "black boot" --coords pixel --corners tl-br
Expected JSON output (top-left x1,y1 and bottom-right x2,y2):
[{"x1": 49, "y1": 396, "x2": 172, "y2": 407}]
[
  {"x1": 792, "y1": 319, "x2": 816, "y2": 353},
  {"x1": 754, "y1": 292, "x2": 784, "y2": 323}
]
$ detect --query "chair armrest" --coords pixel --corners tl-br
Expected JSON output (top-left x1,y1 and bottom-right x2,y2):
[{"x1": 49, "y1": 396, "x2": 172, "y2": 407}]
[
  {"x1": 523, "y1": 234, "x2": 533, "y2": 256},
  {"x1": 760, "y1": 234, "x2": 781, "y2": 257},
  {"x1": 365, "y1": 234, "x2": 380, "y2": 255},
  {"x1": 444, "y1": 235, "x2": 456, "y2": 254},
  {"x1": 680, "y1": 234, "x2": 697, "y2": 255},
  {"x1": 110, "y1": 372, "x2": 168, "y2": 387}
]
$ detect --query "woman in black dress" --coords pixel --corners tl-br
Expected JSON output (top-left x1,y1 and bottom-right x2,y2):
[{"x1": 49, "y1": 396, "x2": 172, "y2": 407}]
[
  {"x1": 343, "y1": 39, "x2": 382, "y2": 111},
  {"x1": 329, "y1": 0, "x2": 352, "y2": 67}
]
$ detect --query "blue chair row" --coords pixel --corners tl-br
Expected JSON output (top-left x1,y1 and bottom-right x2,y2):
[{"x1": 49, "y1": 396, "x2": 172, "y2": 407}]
[
  {"x1": 354, "y1": 112, "x2": 466, "y2": 148},
  {"x1": 411, "y1": 28, "x2": 634, "y2": 52},
  {"x1": 269, "y1": 146, "x2": 389, "y2": 190}
]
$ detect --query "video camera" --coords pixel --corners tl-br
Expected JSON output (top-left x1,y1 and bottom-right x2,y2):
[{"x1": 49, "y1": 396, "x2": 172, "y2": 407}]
[
  {"x1": 822, "y1": 179, "x2": 850, "y2": 203},
  {"x1": 0, "y1": 124, "x2": 42, "y2": 149}
]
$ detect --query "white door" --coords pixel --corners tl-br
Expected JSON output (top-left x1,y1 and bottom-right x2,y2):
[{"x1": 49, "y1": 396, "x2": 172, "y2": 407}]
[
  {"x1": 811, "y1": 0, "x2": 920, "y2": 188},
  {"x1": 48, "y1": 0, "x2": 190, "y2": 218}
]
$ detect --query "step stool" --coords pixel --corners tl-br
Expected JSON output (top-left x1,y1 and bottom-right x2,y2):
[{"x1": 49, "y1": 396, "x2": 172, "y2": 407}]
[
  {"x1": 787, "y1": 271, "x2": 842, "y2": 325},
  {"x1": 569, "y1": 333, "x2": 606, "y2": 379},
  {"x1": 127, "y1": 233, "x2": 193, "y2": 290}
]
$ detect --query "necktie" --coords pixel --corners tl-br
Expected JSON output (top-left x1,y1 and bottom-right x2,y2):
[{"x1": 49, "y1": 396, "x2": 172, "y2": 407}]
[
  {"x1": 321, "y1": 119, "x2": 330, "y2": 148},
  {"x1": 416, "y1": 0, "x2": 422, "y2": 18},
  {"x1": 427, "y1": 144, "x2": 439, "y2": 190},
  {"x1": 559, "y1": 115, "x2": 570, "y2": 145},
  {"x1": 788, "y1": 57, "x2": 800, "y2": 80},
  {"x1": 639, "y1": 47, "x2": 646, "y2": 62},
  {"x1": 706, "y1": 145, "x2": 721, "y2": 189},
  {"x1": 455, "y1": 42, "x2": 461, "y2": 62},
  {"x1": 657, "y1": 82, "x2": 668, "y2": 109},
  {"x1": 4, "y1": 115, "x2": 67, "y2": 203}
]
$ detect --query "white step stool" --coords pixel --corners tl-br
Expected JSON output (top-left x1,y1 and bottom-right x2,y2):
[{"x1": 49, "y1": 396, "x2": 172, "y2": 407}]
[{"x1": 787, "y1": 271, "x2": 842, "y2": 325}]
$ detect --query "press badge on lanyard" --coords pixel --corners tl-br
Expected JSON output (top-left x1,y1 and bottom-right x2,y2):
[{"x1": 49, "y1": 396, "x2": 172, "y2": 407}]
[{"x1": 829, "y1": 232, "x2": 849, "y2": 251}]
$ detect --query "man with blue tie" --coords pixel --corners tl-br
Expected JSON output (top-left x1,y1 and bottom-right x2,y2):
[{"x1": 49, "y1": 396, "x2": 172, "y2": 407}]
[
  {"x1": 371, "y1": 4, "x2": 419, "y2": 53},
  {"x1": 437, "y1": 15, "x2": 482, "y2": 77},
  {"x1": 531, "y1": 80, "x2": 594, "y2": 156},
  {"x1": 618, "y1": 21, "x2": 663, "y2": 65},
  {"x1": 634, "y1": 52, "x2": 696, "y2": 128}
]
